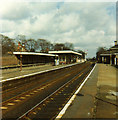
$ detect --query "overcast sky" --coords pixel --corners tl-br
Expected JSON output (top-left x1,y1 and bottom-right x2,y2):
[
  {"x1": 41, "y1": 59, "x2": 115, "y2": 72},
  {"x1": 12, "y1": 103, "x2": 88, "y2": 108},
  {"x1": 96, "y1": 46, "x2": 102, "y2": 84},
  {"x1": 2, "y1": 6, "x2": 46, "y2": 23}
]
[{"x1": 0, "y1": 0, "x2": 116, "y2": 57}]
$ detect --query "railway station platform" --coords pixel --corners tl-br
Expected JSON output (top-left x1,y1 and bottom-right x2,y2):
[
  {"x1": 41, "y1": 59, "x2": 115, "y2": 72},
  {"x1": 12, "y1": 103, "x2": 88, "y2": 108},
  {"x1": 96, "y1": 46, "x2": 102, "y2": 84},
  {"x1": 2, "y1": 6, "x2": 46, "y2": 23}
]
[
  {"x1": 0, "y1": 62, "x2": 82, "y2": 81},
  {"x1": 1, "y1": 63, "x2": 117, "y2": 119},
  {"x1": 60, "y1": 63, "x2": 118, "y2": 119}
]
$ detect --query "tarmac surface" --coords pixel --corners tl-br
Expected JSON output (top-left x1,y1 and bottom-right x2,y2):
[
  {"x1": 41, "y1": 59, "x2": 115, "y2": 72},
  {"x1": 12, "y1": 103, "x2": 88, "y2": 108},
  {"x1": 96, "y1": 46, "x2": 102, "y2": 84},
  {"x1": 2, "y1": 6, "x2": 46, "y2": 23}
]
[{"x1": 62, "y1": 63, "x2": 118, "y2": 119}]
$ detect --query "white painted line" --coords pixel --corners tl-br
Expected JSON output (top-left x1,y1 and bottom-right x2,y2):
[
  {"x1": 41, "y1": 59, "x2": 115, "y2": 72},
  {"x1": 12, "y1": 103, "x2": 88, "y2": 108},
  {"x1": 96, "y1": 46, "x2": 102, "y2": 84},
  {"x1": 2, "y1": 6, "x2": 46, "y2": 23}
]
[
  {"x1": 75, "y1": 63, "x2": 96, "y2": 95},
  {"x1": 1, "y1": 62, "x2": 82, "y2": 83},
  {"x1": 55, "y1": 63, "x2": 97, "y2": 119}
]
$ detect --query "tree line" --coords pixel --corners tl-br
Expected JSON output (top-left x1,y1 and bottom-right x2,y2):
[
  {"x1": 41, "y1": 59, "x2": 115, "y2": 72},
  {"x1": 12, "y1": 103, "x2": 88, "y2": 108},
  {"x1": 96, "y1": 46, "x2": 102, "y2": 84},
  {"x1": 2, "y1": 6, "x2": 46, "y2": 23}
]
[{"x1": 0, "y1": 34, "x2": 75, "y2": 55}]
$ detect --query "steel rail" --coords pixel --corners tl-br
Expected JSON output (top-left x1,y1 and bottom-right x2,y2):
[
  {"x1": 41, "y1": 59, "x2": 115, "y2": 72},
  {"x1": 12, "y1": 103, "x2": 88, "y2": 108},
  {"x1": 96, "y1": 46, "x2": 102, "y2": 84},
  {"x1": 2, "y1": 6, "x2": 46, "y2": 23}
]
[
  {"x1": 1, "y1": 63, "x2": 87, "y2": 105},
  {"x1": 0, "y1": 62, "x2": 87, "y2": 104},
  {"x1": 17, "y1": 64, "x2": 94, "y2": 120}
]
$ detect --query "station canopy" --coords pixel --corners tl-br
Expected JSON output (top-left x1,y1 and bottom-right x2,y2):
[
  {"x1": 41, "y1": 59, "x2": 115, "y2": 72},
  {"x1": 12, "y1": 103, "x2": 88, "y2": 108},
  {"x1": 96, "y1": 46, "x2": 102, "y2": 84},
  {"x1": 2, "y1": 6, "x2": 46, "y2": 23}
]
[
  {"x1": 13, "y1": 52, "x2": 58, "y2": 57},
  {"x1": 48, "y1": 50, "x2": 82, "y2": 56}
]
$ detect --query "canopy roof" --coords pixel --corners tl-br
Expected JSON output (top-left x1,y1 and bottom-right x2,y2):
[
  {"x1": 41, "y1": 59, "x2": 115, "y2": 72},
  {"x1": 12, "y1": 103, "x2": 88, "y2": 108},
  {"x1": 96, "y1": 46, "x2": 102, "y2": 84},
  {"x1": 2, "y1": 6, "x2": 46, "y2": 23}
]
[
  {"x1": 49, "y1": 50, "x2": 82, "y2": 56},
  {"x1": 13, "y1": 52, "x2": 58, "y2": 57},
  {"x1": 110, "y1": 45, "x2": 118, "y2": 49}
]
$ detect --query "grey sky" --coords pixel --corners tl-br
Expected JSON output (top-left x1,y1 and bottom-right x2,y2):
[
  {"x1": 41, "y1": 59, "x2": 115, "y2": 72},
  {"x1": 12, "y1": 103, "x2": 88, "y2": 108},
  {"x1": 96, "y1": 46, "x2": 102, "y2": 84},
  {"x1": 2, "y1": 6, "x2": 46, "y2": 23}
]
[{"x1": 0, "y1": 1, "x2": 116, "y2": 57}]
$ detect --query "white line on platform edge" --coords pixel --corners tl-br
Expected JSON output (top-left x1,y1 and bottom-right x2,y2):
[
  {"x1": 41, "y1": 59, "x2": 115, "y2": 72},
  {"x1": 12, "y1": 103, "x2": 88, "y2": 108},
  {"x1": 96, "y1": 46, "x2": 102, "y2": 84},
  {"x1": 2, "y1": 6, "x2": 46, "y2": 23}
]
[{"x1": 55, "y1": 63, "x2": 97, "y2": 120}]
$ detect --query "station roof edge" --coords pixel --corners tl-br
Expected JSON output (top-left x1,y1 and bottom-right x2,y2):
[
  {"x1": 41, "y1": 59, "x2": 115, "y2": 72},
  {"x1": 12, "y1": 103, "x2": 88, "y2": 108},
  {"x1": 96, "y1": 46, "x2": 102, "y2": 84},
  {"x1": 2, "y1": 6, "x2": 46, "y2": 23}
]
[
  {"x1": 100, "y1": 54, "x2": 111, "y2": 56},
  {"x1": 13, "y1": 52, "x2": 58, "y2": 57},
  {"x1": 48, "y1": 50, "x2": 82, "y2": 56}
]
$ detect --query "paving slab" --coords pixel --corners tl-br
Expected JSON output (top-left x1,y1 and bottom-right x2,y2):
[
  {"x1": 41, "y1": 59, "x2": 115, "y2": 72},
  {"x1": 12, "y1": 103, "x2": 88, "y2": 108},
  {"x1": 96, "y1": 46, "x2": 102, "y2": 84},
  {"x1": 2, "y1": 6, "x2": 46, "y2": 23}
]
[
  {"x1": 62, "y1": 63, "x2": 118, "y2": 119},
  {"x1": 96, "y1": 64, "x2": 118, "y2": 118}
]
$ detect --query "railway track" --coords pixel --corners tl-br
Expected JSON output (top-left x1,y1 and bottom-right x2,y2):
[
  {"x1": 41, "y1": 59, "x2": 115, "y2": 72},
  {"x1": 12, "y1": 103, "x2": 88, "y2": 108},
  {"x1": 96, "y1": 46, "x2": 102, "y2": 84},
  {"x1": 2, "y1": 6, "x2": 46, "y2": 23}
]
[
  {"x1": 1, "y1": 62, "x2": 94, "y2": 119},
  {"x1": 2, "y1": 63, "x2": 86, "y2": 101}
]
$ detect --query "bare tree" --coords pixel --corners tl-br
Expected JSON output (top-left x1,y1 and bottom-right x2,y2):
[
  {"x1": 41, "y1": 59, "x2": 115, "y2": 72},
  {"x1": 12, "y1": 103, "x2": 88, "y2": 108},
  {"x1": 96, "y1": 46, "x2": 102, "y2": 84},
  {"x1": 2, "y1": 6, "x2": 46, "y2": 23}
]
[
  {"x1": 54, "y1": 42, "x2": 74, "y2": 51},
  {"x1": 54, "y1": 43, "x2": 65, "y2": 50},
  {"x1": 37, "y1": 39, "x2": 53, "y2": 53},
  {"x1": 1, "y1": 34, "x2": 16, "y2": 55},
  {"x1": 97, "y1": 47, "x2": 108, "y2": 53},
  {"x1": 96, "y1": 47, "x2": 108, "y2": 62},
  {"x1": 65, "y1": 42, "x2": 74, "y2": 50},
  {"x1": 25, "y1": 39, "x2": 38, "y2": 52},
  {"x1": 16, "y1": 35, "x2": 27, "y2": 52}
]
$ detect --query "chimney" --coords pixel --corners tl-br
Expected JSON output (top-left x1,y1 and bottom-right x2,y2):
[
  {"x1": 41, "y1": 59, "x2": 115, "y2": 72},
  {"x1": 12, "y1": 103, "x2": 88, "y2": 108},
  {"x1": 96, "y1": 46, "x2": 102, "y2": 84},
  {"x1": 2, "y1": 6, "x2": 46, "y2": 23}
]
[{"x1": 114, "y1": 41, "x2": 117, "y2": 46}]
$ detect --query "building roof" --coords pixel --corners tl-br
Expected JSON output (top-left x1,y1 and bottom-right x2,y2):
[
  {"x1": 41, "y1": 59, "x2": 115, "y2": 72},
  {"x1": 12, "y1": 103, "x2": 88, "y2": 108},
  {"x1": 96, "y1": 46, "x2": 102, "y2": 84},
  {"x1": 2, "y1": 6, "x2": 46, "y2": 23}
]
[
  {"x1": 110, "y1": 45, "x2": 118, "y2": 49},
  {"x1": 49, "y1": 50, "x2": 82, "y2": 56},
  {"x1": 100, "y1": 54, "x2": 111, "y2": 56},
  {"x1": 13, "y1": 52, "x2": 58, "y2": 57}
]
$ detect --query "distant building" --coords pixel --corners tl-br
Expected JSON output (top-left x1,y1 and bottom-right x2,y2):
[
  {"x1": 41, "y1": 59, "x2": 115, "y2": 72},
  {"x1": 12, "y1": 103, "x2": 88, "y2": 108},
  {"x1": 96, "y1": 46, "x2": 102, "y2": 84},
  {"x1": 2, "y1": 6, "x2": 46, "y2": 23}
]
[
  {"x1": 97, "y1": 41, "x2": 118, "y2": 67},
  {"x1": 49, "y1": 50, "x2": 86, "y2": 64}
]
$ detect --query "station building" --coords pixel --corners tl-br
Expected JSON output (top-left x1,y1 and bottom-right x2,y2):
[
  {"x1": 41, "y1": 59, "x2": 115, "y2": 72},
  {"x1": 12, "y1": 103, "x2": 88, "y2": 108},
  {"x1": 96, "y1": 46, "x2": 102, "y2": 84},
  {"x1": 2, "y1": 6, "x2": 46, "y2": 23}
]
[
  {"x1": 98, "y1": 41, "x2": 118, "y2": 67},
  {"x1": 13, "y1": 50, "x2": 86, "y2": 65},
  {"x1": 48, "y1": 50, "x2": 85, "y2": 64},
  {"x1": 13, "y1": 52, "x2": 58, "y2": 65}
]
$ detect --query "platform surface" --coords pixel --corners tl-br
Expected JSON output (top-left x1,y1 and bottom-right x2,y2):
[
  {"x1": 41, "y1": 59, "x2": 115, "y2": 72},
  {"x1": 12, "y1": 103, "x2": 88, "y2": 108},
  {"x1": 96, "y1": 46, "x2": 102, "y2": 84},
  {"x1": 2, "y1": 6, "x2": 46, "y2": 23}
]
[
  {"x1": 1, "y1": 63, "x2": 80, "y2": 80},
  {"x1": 62, "y1": 63, "x2": 118, "y2": 119}
]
